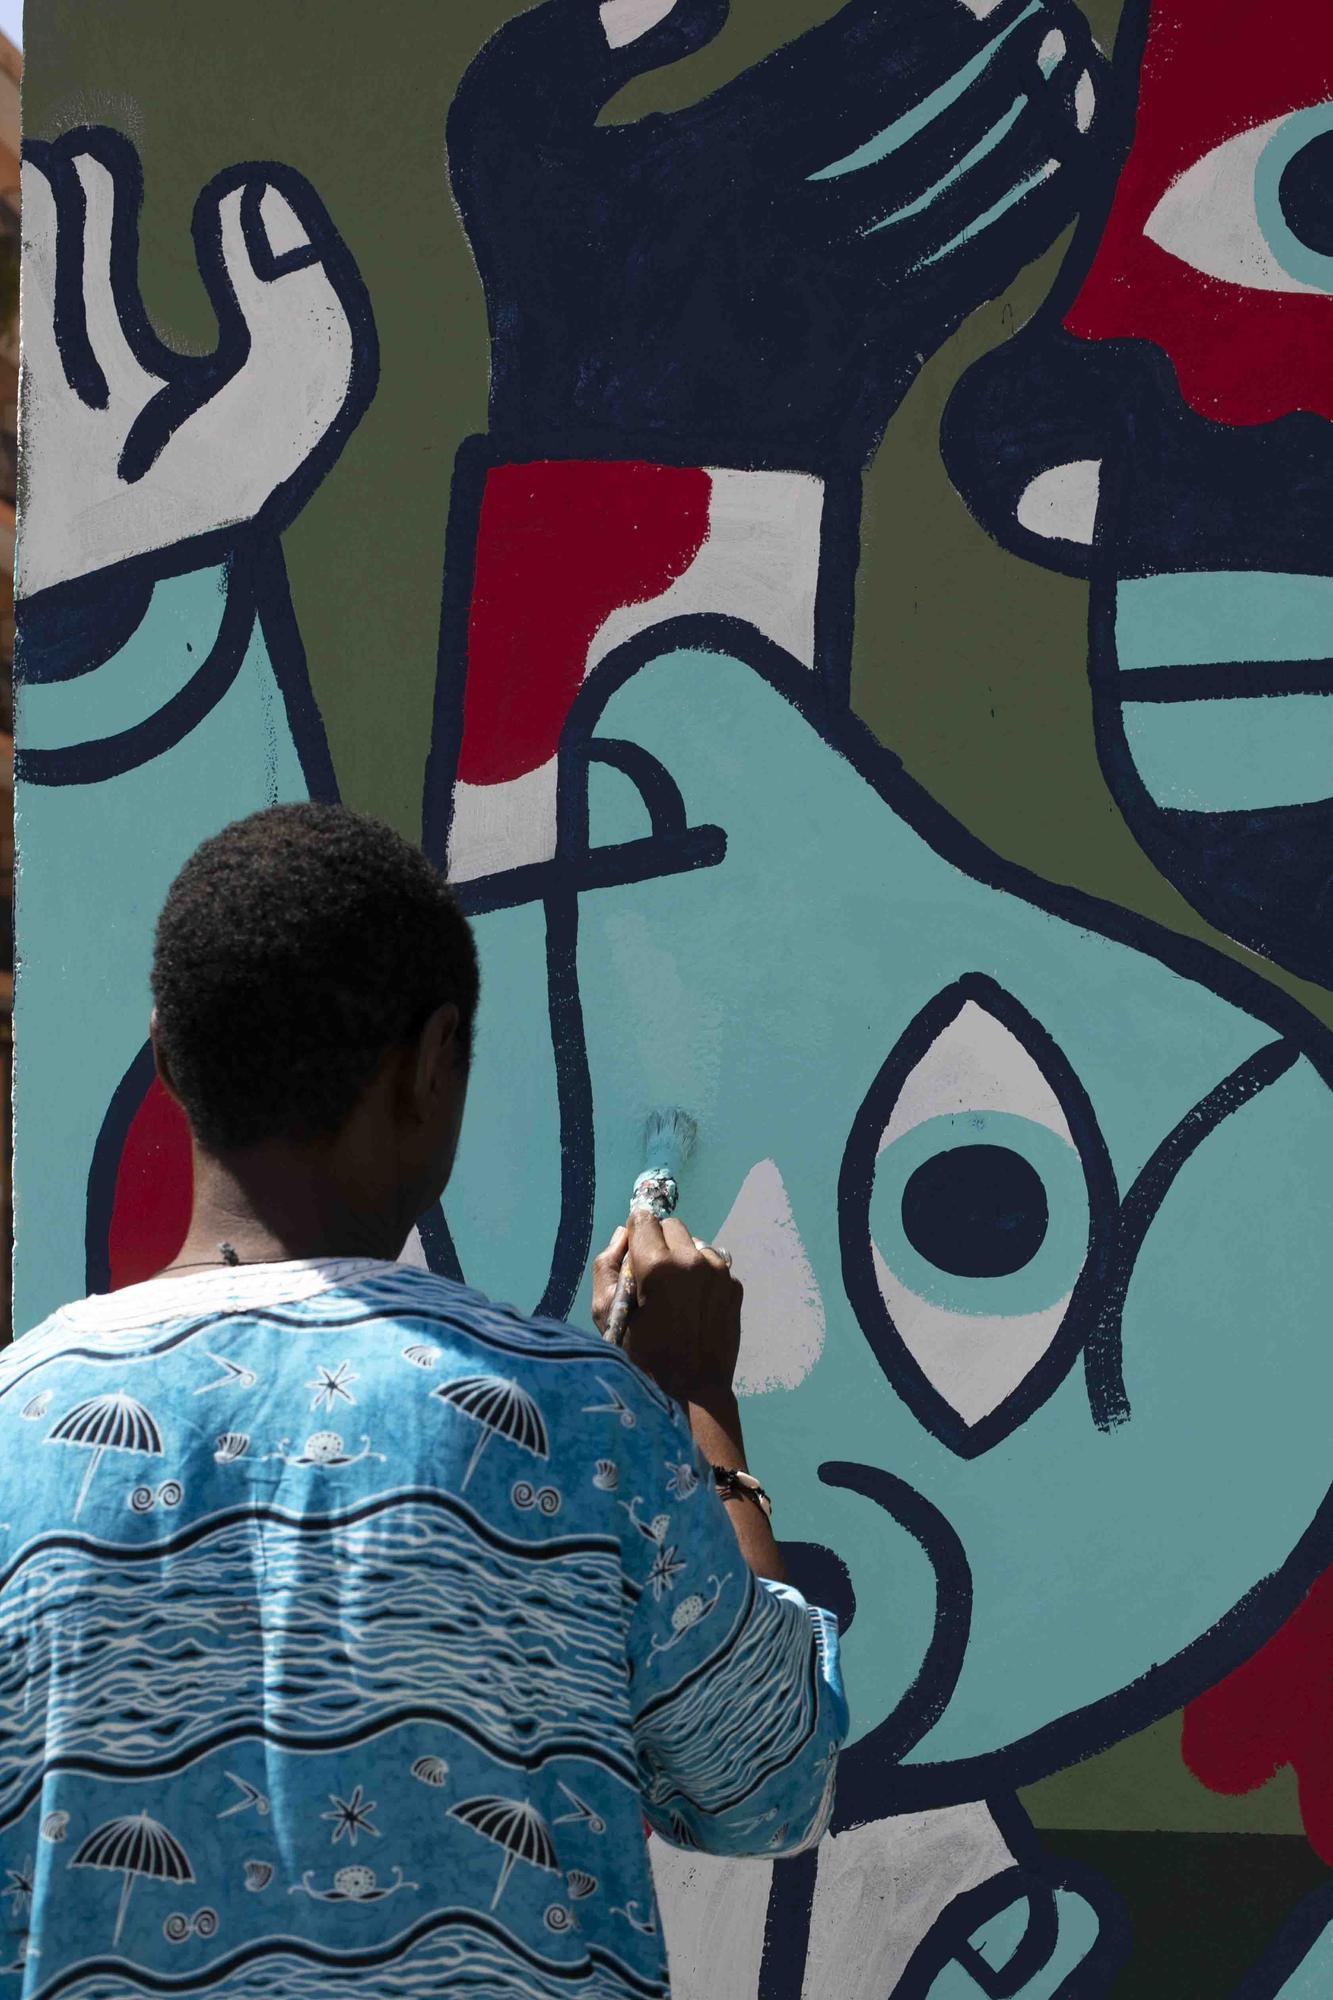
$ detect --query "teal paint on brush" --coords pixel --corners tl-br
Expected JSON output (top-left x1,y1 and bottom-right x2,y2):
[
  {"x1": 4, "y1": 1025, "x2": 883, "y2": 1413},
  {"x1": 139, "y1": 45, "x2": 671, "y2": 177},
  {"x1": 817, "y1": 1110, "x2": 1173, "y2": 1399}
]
[{"x1": 605, "y1": 1110, "x2": 698, "y2": 1346}]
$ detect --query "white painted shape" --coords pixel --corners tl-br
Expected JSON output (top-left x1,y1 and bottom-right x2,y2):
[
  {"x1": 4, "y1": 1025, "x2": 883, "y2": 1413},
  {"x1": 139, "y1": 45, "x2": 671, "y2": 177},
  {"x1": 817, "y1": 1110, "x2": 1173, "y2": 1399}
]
[
  {"x1": 651, "y1": 1842, "x2": 771, "y2": 2000},
  {"x1": 398, "y1": 1227, "x2": 429, "y2": 1270},
  {"x1": 881, "y1": 999, "x2": 1073, "y2": 1149},
  {"x1": 802, "y1": 1805, "x2": 1014, "y2": 1999},
  {"x1": 1075, "y1": 68, "x2": 1096, "y2": 132},
  {"x1": 258, "y1": 184, "x2": 312, "y2": 259},
  {"x1": 447, "y1": 761, "x2": 560, "y2": 883},
  {"x1": 1145, "y1": 116, "x2": 1328, "y2": 295},
  {"x1": 873, "y1": 1242, "x2": 1072, "y2": 1425},
  {"x1": 1037, "y1": 28, "x2": 1065, "y2": 69},
  {"x1": 601, "y1": 0, "x2": 680, "y2": 48},
  {"x1": 588, "y1": 469, "x2": 825, "y2": 677},
  {"x1": 955, "y1": 0, "x2": 1007, "y2": 17},
  {"x1": 20, "y1": 156, "x2": 358, "y2": 597},
  {"x1": 715, "y1": 1160, "x2": 826, "y2": 1394},
  {"x1": 1015, "y1": 458, "x2": 1101, "y2": 545}
]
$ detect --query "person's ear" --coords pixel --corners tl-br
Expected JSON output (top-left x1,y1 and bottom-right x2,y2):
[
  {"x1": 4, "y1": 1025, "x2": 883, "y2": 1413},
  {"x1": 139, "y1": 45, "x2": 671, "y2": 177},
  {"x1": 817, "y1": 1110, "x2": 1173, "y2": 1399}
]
[
  {"x1": 411, "y1": 1003, "x2": 462, "y2": 1117},
  {"x1": 149, "y1": 1007, "x2": 183, "y2": 1105}
]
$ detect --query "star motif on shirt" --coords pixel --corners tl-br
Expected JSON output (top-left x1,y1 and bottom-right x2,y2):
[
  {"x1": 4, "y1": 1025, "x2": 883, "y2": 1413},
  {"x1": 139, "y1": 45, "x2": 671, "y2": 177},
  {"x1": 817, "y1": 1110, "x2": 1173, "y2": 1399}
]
[
  {"x1": 308, "y1": 1361, "x2": 357, "y2": 1413},
  {"x1": 322, "y1": 1785, "x2": 379, "y2": 1846},
  {"x1": 647, "y1": 1544, "x2": 687, "y2": 1601},
  {"x1": 4, "y1": 1859, "x2": 32, "y2": 1914}
]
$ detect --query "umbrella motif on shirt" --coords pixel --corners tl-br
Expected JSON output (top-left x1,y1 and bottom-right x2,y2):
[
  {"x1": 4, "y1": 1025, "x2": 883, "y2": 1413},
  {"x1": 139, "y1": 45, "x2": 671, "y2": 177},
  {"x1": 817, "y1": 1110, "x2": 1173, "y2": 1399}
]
[
  {"x1": 448, "y1": 1796, "x2": 559, "y2": 1909},
  {"x1": 69, "y1": 1809, "x2": 194, "y2": 1945},
  {"x1": 432, "y1": 1377, "x2": 549, "y2": 1491},
  {"x1": 47, "y1": 1393, "x2": 163, "y2": 1520}
]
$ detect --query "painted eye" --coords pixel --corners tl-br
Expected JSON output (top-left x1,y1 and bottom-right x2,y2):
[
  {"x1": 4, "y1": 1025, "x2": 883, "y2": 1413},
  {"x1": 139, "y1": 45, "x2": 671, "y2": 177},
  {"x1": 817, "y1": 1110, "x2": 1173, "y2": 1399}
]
[
  {"x1": 1144, "y1": 104, "x2": 1333, "y2": 296},
  {"x1": 839, "y1": 977, "x2": 1115, "y2": 1456}
]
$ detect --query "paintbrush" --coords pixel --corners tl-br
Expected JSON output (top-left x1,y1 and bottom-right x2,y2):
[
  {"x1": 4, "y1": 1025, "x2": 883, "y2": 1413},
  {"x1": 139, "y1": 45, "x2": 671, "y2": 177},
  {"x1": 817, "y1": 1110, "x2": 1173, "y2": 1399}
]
[{"x1": 603, "y1": 1109, "x2": 698, "y2": 1347}]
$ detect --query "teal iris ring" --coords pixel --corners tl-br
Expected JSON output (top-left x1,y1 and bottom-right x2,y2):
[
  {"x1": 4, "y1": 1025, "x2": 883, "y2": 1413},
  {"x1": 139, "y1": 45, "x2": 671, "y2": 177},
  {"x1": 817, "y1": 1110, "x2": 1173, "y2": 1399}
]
[
  {"x1": 1255, "y1": 102, "x2": 1333, "y2": 294},
  {"x1": 868, "y1": 1110, "x2": 1091, "y2": 1318}
]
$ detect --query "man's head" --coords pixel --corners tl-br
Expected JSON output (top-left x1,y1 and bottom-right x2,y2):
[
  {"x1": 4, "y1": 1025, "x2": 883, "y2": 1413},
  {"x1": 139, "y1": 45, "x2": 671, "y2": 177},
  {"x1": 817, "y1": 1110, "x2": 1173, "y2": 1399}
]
[{"x1": 151, "y1": 805, "x2": 479, "y2": 1227}]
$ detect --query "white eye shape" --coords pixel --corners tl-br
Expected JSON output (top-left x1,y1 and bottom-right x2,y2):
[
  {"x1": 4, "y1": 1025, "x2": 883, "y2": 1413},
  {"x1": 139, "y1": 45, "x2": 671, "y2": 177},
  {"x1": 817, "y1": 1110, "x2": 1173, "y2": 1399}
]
[
  {"x1": 1144, "y1": 104, "x2": 1333, "y2": 296},
  {"x1": 840, "y1": 978, "x2": 1115, "y2": 1456}
]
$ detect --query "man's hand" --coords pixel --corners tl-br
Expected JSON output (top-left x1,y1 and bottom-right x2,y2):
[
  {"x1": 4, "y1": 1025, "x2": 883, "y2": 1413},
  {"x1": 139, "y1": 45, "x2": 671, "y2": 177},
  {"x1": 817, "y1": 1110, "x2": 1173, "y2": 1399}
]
[{"x1": 592, "y1": 1210, "x2": 742, "y2": 1401}]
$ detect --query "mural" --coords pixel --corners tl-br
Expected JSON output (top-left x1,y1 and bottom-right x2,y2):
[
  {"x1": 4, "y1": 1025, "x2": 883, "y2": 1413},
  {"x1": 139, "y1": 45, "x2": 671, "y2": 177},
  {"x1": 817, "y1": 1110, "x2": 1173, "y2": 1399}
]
[{"x1": 15, "y1": 0, "x2": 1333, "y2": 1994}]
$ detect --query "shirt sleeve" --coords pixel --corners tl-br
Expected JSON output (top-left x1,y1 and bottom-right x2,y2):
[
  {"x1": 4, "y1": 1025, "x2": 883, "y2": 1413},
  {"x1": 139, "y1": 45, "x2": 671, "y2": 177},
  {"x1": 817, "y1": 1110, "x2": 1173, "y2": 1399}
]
[{"x1": 619, "y1": 1394, "x2": 848, "y2": 1859}]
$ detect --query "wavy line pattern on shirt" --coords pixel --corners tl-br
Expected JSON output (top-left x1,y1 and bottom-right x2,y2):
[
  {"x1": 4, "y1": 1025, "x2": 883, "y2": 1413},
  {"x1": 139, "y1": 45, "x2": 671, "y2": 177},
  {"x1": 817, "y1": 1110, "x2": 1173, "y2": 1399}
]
[
  {"x1": 35, "y1": 1908, "x2": 670, "y2": 2000},
  {"x1": 0, "y1": 1501, "x2": 634, "y2": 1816}
]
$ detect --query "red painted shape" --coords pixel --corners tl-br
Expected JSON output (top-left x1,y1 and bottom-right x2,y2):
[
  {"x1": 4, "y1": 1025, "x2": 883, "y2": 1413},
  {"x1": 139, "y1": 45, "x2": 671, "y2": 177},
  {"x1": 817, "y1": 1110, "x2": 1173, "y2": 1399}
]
[
  {"x1": 1066, "y1": 0, "x2": 1333, "y2": 424},
  {"x1": 107, "y1": 1077, "x2": 193, "y2": 1289},
  {"x1": 1183, "y1": 1565, "x2": 1333, "y2": 1862},
  {"x1": 457, "y1": 461, "x2": 711, "y2": 787}
]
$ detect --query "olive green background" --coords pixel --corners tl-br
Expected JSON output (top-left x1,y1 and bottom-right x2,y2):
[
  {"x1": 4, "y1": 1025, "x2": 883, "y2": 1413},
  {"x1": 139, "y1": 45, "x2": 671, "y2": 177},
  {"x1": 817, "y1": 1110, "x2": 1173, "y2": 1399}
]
[{"x1": 23, "y1": 0, "x2": 1327, "y2": 1875}]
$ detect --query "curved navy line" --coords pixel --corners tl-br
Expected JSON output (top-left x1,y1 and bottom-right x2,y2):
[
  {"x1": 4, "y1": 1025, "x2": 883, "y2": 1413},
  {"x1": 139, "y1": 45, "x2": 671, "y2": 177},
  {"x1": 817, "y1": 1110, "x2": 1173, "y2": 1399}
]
[
  {"x1": 27, "y1": 1909, "x2": 670, "y2": 2000},
  {"x1": 0, "y1": 1487, "x2": 622, "y2": 1593},
  {"x1": 895, "y1": 1865, "x2": 1123, "y2": 2000},
  {"x1": 860, "y1": 1459, "x2": 1333, "y2": 1813},
  {"x1": 837, "y1": 971, "x2": 1121, "y2": 1460},
  {"x1": 817, "y1": 1461, "x2": 972, "y2": 1829},
  {"x1": 83, "y1": 1038, "x2": 158, "y2": 1296},
  {"x1": 415, "y1": 1202, "x2": 466, "y2": 1282},
  {"x1": 16, "y1": 567, "x2": 156, "y2": 686},
  {"x1": 587, "y1": 738, "x2": 690, "y2": 837},
  {"x1": 1084, "y1": 1039, "x2": 1299, "y2": 1428},
  {"x1": 24, "y1": 137, "x2": 111, "y2": 409},
  {"x1": 16, "y1": 545, "x2": 257, "y2": 787},
  {"x1": 0, "y1": 1713, "x2": 641, "y2": 1836}
]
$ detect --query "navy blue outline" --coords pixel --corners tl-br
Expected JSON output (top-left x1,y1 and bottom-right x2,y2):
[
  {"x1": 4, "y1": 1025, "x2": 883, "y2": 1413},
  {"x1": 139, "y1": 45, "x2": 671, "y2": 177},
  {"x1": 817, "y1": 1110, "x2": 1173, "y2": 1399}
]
[
  {"x1": 838, "y1": 971, "x2": 1120, "y2": 1460},
  {"x1": 84, "y1": 1038, "x2": 160, "y2": 1297},
  {"x1": 20, "y1": 124, "x2": 379, "y2": 606},
  {"x1": 1112, "y1": 659, "x2": 1333, "y2": 703},
  {"x1": 1231, "y1": 1878, "x2": 1333, "y2": 2000},
  {"x1": 758, "y1": 1848, "x2": 820, "y2": 2000},
  {"x1": 446, "y1": 614, "x2": 1333, "y2": 1829}
]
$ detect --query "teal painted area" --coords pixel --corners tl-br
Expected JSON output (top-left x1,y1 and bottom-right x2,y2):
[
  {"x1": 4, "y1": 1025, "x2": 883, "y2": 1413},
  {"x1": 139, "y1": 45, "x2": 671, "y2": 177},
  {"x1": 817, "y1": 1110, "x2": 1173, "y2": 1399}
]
[
  {"x1": 924, "y1": 1886, "x2": 1105, "y2": 1996},
  {"x1": 865, "y1": 98, "x2": 1026, "y2": 235},
  {"x1": 442, "y1": 899, "x2": 565, "y2": 1317},
  {"x1": 1122, "y1": 695, "x2": 1333, "y2": 811},
  {"x1": 869, "y1": 1110, "x2": 1088, "y2": 1317},
  {"x1": 461, "y1": 644, "x2": 1333, "y2": 1767},
  {"x1": 1115, "y1": 572, "x2": 1333, "y2": 670},
  {"x1": 1255, "y1": 102, "x2": 1333, "y2": 295},
  {"x1": 19, "y1": 566, "x2": 231, "y2": 750},
  {"x1": 808, "y1": 1, "x2": 1039, "y2": 180},
  {"x1": 920, "y1": 160, "x2": 1056, "y2": 269},
  {"x1": 13, "y1": 562, "x2": 310, "y2": 1334}
]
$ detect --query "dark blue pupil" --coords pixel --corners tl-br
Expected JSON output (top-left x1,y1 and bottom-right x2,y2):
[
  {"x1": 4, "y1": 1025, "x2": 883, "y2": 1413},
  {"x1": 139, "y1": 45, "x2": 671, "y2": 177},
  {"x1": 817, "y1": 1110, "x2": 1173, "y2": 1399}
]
[
  {"x1": 1279, "y1": 133, "x2": 1333, "y2": 258},
  {"x1": 900, "y1": 1144, "x2": 1049, "y2": 1278}
]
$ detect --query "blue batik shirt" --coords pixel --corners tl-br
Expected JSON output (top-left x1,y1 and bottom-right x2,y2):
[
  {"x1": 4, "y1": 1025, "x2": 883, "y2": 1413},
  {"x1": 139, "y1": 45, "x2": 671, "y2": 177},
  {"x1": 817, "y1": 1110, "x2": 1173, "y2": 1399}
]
[{"x1": 0, "y1": 1258, "x2": 847, "y2": 1998}]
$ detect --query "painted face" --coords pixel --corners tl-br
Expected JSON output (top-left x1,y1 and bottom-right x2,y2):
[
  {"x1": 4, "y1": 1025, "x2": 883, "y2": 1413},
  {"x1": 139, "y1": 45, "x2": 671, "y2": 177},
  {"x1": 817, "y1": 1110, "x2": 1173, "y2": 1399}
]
[
  {"x1": 941, "y1": 0, "x2": 1333, "y2": 989},
  {"x1": 453, "y1": 639, "x2": 1333, "y2": 1812}
]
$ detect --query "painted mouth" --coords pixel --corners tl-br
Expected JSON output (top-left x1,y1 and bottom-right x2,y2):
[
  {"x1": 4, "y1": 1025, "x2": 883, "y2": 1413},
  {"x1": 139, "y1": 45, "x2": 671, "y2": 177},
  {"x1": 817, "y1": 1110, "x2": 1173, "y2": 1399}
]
[{"x1": 817, "y1": 1459, "x2": 972, "y2": 1832}]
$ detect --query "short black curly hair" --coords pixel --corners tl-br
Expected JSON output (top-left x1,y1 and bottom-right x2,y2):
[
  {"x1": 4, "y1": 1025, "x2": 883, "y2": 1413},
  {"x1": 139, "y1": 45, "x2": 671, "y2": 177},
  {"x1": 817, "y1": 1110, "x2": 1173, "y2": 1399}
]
[{"x1": 151, "y1": 804, "x2": 480, "y2": 1153}]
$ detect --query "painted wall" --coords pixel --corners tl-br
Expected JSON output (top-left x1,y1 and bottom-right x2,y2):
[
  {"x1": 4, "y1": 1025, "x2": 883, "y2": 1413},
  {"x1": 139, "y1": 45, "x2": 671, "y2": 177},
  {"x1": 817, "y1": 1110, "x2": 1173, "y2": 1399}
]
[{"x1": 16, "y1": 2, "x2": 1333, "y2": 1993}]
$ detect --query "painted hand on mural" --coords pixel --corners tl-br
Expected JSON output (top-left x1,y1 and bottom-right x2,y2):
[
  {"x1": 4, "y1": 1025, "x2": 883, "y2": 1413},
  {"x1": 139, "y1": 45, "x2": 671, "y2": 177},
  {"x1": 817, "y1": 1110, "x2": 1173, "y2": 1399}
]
[
  {"x1": 447, "y1": 0, "x2": 1106, "y2": 467},
  {"x1": 19, "y1": 126, "x2": 377, "y2": 600},
  {"x1": 940, "y1": 1, "x2": 1333, "y2": 989}
]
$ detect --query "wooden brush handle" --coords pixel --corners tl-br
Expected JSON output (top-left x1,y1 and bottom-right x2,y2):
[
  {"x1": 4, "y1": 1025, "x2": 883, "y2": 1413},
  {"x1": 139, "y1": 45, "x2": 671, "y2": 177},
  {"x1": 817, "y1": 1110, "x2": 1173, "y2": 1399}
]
[{"x1": 604, "y1": 1259, "x2": 637, "y2": 1346}]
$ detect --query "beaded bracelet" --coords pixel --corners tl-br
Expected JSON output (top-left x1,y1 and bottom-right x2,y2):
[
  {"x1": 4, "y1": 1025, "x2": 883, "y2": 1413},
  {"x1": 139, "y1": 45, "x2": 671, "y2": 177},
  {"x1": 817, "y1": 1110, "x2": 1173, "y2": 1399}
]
[{"x1": 712, "y1": 1465, "x2": 773, "y2": 1521}]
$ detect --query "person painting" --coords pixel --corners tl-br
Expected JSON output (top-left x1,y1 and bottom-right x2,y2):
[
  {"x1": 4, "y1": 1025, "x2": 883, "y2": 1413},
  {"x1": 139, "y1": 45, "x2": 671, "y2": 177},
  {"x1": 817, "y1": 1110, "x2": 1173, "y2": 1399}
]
[{"x1": 0, "y1": 803, "x2": 846, "y2": 1998}]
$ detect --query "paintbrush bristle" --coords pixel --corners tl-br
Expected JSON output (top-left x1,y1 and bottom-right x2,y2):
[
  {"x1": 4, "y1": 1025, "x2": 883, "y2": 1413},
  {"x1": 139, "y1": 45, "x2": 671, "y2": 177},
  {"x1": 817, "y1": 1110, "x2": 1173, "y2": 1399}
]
[{"x1": 642, "y1": 1108, "x2": 697, "y2": 1162}]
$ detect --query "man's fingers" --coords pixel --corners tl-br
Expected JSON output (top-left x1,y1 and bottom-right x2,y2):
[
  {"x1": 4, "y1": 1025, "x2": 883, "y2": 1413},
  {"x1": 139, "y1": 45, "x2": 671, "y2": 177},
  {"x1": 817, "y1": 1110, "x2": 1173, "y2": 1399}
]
[
  {"x1": 626, "y1": 1206, "x2": 671, "y2": 1292},
  {"x1": 592, "y1": 1224, "x2": 629, "y2": 1274}
]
